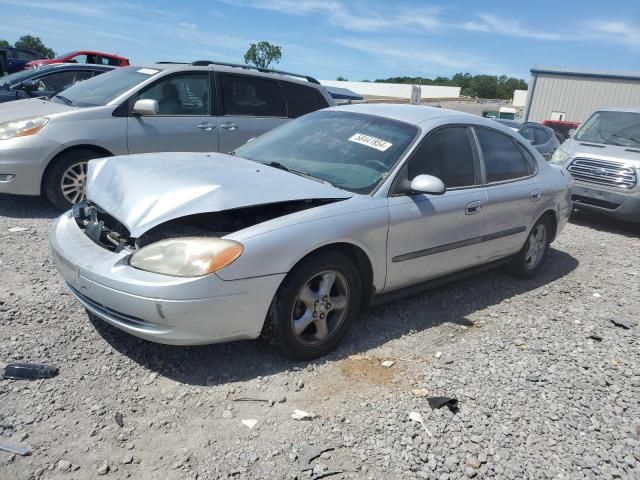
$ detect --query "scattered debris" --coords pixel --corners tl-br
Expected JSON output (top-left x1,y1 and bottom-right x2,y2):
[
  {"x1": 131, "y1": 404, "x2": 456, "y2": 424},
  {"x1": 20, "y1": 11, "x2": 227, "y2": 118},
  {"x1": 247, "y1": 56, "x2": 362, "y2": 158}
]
[
  {"x1": 97, "y1": 461, "x2": 109, "y2": 475},
  {"x1": 8, "y1": 227, "x2": 28, "y2": 232},
  {"x1": 291, "y1": 409, "x2": 315, "y2": 421},
  {"x1": 241, "y1": 419, "x2": 258, "y2": 429},
  {"x1": 347, "y1": 354, "x2": 369, "y2": 361},
  {"x1": 409, "y1": 411, "x2": 432, "y2": 437},
  {"x1": 311, "y1": 471, "x2": 344, "y2": 480},
  {"x1": 299, "y1": 445, "x2": 335, "y2": 470},
  {"x1": 434, "y1": 351, "x2": 442, "y2": 359},
  {"x1": 611, "y1": 318, "x2": 637, "y2": 329},
  {"x1": 380, "y1": 360, "x2": 395, "y2": 368},
  {"x1": 526, "y1": 375, "x2": 542, "y2": 382},
  {"x1": 427, "y1": 396, "x2": 459, "y2": 412},
  {"x1": 588, "y1": 333, "x2": 603, "y2": 342},
  {"x1": 143, "y1": 372, "x2": 157, "y2": 385},
  {"x1": 232, "y1": 397, "x2": 269, "y2": 403},
  {"x1": 592, "y1": 293, "x2": 602, "y2": 298},
  {"x1": 412, "y1": 388, "x2": 430, "y2": 398},
  {"x1": 115, "y1": 412, "x2": 124, "y2": 428},
  {"x1": 2, "y1": 363, "x2": 58, "y2": 380},
  {"x1": 0, "y1": 441, "x2": 31, "y2": 456}
]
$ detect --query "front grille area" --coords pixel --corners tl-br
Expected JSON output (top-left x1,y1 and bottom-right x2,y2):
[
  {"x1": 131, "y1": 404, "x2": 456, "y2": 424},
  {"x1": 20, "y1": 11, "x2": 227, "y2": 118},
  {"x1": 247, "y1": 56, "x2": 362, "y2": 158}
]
[
  {"x1": 568, "y1": 158, "x2": 637, "y2": 189},
  {"x1": 572, "y1": 194, "x2": 620, "y2": 210}
]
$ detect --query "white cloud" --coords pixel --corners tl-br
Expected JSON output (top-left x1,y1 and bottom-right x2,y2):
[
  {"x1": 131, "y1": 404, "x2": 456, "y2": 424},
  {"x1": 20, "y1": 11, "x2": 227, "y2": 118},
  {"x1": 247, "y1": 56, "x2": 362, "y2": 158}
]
[
  {"x1": 178, "y1": 22, "x2": 198, "y2": 29},
  {"x1": 463, "y1": 13, "x2": 563, "y2": 40},
  {"x1": 218, "y1": 0, "x2": 443, "y2": 32},
  {"x1": 585, "y1": 20, "x2": 640, "y2": 47}
]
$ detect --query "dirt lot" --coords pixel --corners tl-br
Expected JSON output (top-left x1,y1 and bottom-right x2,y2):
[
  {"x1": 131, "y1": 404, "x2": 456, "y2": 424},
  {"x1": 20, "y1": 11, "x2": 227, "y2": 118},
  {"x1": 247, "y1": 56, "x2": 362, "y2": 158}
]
[{"x1": 1, "y1": 195, "x2": 639, "y2": 480}]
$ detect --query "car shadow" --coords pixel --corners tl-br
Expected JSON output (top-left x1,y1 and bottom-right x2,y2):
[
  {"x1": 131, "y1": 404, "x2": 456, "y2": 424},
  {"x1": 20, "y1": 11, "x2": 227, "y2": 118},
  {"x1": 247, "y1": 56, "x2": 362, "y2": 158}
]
[
  {"x1": 570, "y1": 208, "x2": 640, "y2": 238},
  {"x1": 0, "y1": 194, "x2": 60, "y2": 220},
  {"x1": 91, "y1": 247, "x2": 579, "y2": 387}
]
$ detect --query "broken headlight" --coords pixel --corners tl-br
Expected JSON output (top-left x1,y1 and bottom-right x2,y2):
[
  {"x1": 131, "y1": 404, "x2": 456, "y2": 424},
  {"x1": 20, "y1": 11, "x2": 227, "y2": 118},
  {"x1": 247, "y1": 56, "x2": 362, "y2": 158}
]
[{"x1": 129, "y1": 237, "x2": 243, "y2": 277}]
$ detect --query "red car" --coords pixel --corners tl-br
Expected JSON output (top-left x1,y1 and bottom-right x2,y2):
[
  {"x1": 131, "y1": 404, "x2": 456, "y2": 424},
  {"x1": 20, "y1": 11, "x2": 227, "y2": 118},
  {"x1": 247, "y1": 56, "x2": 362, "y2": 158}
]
[{"x1": 26, "y1": 51, "x2": 129, "y2": 69}]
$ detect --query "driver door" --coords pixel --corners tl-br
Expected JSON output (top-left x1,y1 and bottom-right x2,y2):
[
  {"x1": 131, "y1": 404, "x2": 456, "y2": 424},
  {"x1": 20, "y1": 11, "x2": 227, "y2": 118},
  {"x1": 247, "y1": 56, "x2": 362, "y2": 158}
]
[{"x1": 386, "y1": 126, "x2": 489, "y2": 290}]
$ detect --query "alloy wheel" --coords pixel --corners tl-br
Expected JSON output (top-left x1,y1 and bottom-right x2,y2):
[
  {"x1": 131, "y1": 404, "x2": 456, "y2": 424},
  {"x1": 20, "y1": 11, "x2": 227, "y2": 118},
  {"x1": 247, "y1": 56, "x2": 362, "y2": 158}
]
[
  {"x1": 291, "y1": 270, "x2": 350, "y2": 346},
  {"x1": 60, "y1": 161, "x2": 88, "y2": 205},
  {"x1": 524, "y1": 224, "x2": 547, "y2": 270}
]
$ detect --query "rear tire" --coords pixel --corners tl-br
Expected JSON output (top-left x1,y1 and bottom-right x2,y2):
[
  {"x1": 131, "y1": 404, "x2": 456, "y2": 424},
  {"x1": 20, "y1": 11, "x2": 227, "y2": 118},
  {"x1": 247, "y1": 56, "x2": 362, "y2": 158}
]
[
  {"x1": 43, "y1": 149, "x2": 108, "y2": 210},
  {"x1": 262, "y1": 251, "x2": 362, "y2": 360},
  {"x1": 507, "y1": 216, "x2": 553, "y2": 279}
]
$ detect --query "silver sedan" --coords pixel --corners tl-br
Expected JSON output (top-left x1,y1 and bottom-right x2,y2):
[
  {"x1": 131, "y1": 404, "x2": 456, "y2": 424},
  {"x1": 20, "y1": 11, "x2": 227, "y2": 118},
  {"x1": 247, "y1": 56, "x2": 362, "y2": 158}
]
[{"x1": 50, "y1": 104, "x2": 573, "y2": 359}]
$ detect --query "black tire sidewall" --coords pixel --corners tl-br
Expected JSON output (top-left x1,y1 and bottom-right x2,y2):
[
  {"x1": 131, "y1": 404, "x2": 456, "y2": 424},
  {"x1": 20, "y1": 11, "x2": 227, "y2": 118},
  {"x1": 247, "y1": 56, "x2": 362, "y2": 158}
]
[
  {"x1": 43, "y1": 149, "x2": 105, "y2": 210},
  {"x1": 266, "y1": 251, "x2": 362, "y2": 360},
  {"x1": 509, "y1": 216, "x2": 552, "y2": 279}
]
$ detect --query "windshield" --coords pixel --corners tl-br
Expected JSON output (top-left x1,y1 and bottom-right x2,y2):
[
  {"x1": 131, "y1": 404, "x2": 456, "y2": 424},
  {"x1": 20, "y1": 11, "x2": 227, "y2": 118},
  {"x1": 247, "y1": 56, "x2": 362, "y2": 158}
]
[
  {"x1": 576, "y1": 111, "x2": 640, "y2": 147},
  {"x1": 51, "y1": 66, "x2": 159, "y2": 107},
  {"x1": 234, "y1": 110, "x2": 419, "y2": 194}
]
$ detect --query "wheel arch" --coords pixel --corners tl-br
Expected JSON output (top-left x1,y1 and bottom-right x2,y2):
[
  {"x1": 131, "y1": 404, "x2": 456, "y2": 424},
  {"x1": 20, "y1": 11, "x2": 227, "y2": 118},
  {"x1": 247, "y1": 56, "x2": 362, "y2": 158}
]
[
  {"x1": 285, "y1": 242, "x2": 376, "y2": 312},
  {"x1": 40, "y1": 144, "x2": 113, "y2": 194},
  {"x1": 540, "y1": 208, "x2": 558, "y2": 242}
]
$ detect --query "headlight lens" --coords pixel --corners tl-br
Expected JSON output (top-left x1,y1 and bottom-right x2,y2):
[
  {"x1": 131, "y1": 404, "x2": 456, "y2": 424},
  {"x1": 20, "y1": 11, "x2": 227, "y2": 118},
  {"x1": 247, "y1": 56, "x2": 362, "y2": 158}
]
[
  {"x1": 550, "y1": 148, "x2": 569, "y2": 166},
  {"x1": 0, "y1": 117, "x2": 49, "y2": 140},
  {"x1": 129, "y1": 237, "x2": 243, "y2": 277}
]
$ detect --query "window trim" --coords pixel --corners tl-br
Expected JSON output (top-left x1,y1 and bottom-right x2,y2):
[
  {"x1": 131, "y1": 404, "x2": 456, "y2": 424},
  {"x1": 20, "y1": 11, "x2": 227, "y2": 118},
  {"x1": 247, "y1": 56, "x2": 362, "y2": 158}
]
[
  {"x1": 389, "y1": 124, "x2": 482, "y2": 197},
  {"x1": 124, "y1": 70, "x2": 213, "y2": 118},
  {"x1": 216, "y1": 71, "x2": 288, "y2": 119},
  {"x1": 471, "y1": 126, "x2": 538, "y2": 186},
  {"x1": 279, "y1": 79, "x2": 329, "y2": 119}
]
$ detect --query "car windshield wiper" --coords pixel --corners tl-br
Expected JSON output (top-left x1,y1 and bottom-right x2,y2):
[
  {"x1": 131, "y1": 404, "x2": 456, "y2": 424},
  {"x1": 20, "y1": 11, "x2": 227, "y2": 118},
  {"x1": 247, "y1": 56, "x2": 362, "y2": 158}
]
[
  {"x1": 261, "y1": 161, "x2": 330, "y2": 185},
  {"x1": 54, "y1": 95, "x2": 74, "y2": 106},
  {"x1": 611, "y1": 133, "x2": 640, "y2": 145}
]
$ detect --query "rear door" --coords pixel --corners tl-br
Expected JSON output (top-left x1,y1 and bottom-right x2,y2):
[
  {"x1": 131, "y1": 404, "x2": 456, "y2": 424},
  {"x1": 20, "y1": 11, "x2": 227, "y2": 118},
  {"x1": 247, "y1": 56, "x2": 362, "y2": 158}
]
[
  {"x1": 216, "y1": 73, "x2": 288, "y2": 153},
  {"x1": 386, "y1": 126, "x2": 489, "y2": 290},
  {"x1": 127, "y1": 71, "x2": 218, "y2": 153},
  {"x1": 473, "y1": 127, "x2": 540, "y2": 261}
]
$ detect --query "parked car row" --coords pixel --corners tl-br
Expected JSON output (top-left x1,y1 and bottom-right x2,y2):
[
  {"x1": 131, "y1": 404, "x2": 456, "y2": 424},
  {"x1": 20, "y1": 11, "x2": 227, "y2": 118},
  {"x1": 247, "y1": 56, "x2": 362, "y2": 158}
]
[{"x1": 0, "y1": 48, "x2": 129, "y2": 74}]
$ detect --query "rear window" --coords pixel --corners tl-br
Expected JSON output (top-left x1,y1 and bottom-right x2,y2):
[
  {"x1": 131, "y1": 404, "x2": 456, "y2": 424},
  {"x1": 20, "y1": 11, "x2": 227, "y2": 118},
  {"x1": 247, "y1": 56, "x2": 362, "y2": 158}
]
[
  {"x1": 281, "y1": 81, "x2": 329, "y2": 118},
  {"x1": 477, "y1": 128, "x2": 532, "y2": 182},
  {"x1": 220, "y1": 74, "x2": 286, "y2": 117}
]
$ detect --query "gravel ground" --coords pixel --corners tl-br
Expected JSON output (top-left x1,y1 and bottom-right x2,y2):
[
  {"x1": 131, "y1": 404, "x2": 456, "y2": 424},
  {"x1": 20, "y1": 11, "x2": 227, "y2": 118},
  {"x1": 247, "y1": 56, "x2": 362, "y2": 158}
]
[{"x1": 1, "y1": 194, "x2": 639, "y2": 480}]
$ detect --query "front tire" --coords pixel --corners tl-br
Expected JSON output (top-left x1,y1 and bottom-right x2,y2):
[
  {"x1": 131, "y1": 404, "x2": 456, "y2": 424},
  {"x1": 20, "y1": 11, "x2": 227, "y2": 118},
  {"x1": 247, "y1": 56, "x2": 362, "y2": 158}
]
[
  {"x1": 43, "y1": 149, "x2": 107, "y2": 210},
  {"x1": 262, "y1": 251, "x2": 362, "y2": 360},
  {"x1": 508, "y1": 216, "x2": 552, "y2": 279}
]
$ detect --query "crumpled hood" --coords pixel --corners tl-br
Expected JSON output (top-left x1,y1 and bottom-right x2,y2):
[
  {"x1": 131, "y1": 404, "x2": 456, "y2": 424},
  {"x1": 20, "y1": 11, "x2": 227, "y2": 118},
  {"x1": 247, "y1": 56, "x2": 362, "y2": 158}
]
[
  {"x1": 87, "y1": 152, "x2": 352, "y2": 237},
  {"x1": 564, "y1": 138, "x2": 640, "y2": 167},
  {"x1": 0, "y1": 97, "x2": 74, "y2": 124}
]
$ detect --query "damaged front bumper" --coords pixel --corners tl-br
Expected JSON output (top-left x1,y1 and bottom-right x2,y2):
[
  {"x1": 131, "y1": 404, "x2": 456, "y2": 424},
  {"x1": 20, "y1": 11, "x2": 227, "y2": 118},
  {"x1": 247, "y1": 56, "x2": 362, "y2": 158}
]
[{"x1": 49, "y1": 212, "x2": 284, "y2": 345}]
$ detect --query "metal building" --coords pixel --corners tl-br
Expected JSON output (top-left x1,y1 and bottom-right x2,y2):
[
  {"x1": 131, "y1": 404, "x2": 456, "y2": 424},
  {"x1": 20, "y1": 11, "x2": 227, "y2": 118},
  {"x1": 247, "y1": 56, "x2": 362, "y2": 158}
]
[{"x1": 524, "y1": 67, "x2": 640, "y2": 124}]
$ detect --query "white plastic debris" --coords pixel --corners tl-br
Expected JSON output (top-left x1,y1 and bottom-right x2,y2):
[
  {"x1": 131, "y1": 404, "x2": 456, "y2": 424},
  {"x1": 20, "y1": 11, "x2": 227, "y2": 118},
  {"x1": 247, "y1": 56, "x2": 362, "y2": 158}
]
[
  {"x1": 291, "y1": 409, "x2": 315, "y2": 421},
  {"x1": 592, "y1": 293, "x2": 602, "y2": 298},
  {"x1": 409, "y1": 411, "x2": 432, "y2": 437},
  {"x1": 241, "y1": 419, "x2": 258, "y2": 429},
  {"x1": 412, "y1": 388, "x2": 429, "y2": 398},
  {"x1": 435, "y1": 351, "x2": 442, "y2": 359},
  {"x1": 8, "y1": 227, "x2": 28, "y2": 232},
  {"x1": 380, "y1": 360, "x2": 395, "y2": 368}
]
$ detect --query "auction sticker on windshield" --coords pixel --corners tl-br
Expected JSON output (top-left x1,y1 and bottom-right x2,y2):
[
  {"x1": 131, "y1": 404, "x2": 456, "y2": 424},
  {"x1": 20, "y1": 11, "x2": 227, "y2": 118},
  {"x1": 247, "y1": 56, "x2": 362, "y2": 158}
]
[
  {"x1": 349, "y1": 133, "x2": 393, "y2": 152},
  {"x1": 137, "y1": 68, "x2": 159, "y2": 75}
]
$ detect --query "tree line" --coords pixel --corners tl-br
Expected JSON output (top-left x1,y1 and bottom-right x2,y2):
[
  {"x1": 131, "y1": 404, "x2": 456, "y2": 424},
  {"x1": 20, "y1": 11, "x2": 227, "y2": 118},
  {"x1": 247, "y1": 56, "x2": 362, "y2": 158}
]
[{"x1": 0, "y1": 35, "x2": 56, "y2": 58}]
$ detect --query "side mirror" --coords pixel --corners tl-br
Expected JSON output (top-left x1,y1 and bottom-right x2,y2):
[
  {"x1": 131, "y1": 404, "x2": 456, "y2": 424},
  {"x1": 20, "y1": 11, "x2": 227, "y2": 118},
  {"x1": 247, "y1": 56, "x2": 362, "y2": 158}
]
[
  {"x1": 568, "y1": 129, "x2": 576, "y2": 138},
  {"x1": 20, "y1": 80, "x2": 38, "y2": 93},
  {"x1": 132, "y1": 99, "x2": 159, "y2": 116},
  {"x1": 410, "y1": 174, "x2": 446, "y2": 195}
]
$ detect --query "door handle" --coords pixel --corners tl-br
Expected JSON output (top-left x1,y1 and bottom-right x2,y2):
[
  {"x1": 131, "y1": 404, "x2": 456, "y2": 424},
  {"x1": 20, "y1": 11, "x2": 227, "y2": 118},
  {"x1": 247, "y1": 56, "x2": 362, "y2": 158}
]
[
  {"x1": 220, "y1": 123, "x2": 238, "y2": 131},
  {"x1": 530, "y1": 190, "x2": 542, "y2": 202},
  {"x1": 465, "y1": 200, "x2": 483, "y2": 215},
  {"x1": 197, "y1": 123, "x2": 216, "y2": 131}
]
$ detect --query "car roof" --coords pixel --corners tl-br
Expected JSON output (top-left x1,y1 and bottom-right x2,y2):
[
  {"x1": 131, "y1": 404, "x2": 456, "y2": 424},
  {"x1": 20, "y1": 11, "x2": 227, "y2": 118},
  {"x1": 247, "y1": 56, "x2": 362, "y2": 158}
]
[
  {"x1": 590, "y1": 107, "x2": 640, "y2": 114},
  {"x1": 32, "y1": 63, "x2": 115, "y2": 72},
  {"x1": 136, "y1": 63, "x2": 324, "y2": 88},
  {"x1": 326, "y1": 103, "x2": 513, "y2": 128}
]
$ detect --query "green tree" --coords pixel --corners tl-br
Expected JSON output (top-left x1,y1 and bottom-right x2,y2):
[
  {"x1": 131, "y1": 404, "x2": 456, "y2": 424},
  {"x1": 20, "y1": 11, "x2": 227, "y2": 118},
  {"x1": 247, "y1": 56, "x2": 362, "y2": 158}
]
[
  {"x1": 14, "y1": 35, "x2": 55, "y2": 58},
  {"x1": 243, "y1": 41, "x2": 281, "y2": 69},
  {"x1": 0, "y1": 39, "x2": 10, "y2": 48},
  {"x1": 336, "y1": 75, "x2": 348, "y2": 81}
]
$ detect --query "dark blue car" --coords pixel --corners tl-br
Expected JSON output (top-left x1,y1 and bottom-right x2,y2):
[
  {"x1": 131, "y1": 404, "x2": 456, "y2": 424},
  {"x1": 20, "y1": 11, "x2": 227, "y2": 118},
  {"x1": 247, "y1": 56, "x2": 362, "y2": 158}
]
[
  {"x1": 0, "y1": 63, "x2": 114, "y2": 103},
  {"x1": 0, "y1": 47, "x2": 47, "y2": 74}
]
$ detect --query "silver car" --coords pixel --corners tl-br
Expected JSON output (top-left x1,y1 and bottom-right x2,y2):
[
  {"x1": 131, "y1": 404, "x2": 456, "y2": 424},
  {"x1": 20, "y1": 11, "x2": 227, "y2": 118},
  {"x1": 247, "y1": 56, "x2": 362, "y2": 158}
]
[
  {"x1": 495, "y1": 119, "x2": 560, "y2": 160},
  {"x1": 551, "y1": 108, "x2": 640, "y2": 223},
  {"x1": 0, "y1": 61, "x2": 333, "y2": 209},
  {"x1": 50, "y1": 104, "x2": 573, "y2": 359}
]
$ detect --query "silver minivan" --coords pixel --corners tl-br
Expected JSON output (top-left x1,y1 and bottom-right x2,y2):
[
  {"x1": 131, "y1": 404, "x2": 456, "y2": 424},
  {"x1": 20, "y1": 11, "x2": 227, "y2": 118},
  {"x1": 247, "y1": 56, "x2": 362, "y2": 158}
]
[
  {"x1": 0, "y1": 62, "x2": 334, "y2": 209},
  {"x1": 551, "y1": 108, "x2": 640, "y2": 223}
]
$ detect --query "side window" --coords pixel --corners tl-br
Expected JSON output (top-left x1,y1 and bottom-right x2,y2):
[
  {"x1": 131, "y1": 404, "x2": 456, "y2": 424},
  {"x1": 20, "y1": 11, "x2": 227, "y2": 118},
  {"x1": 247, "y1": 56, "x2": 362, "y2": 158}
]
[
  {"x1": 534, "y1": 127, "x2": 550, "y2": 145},
  {"x1": 35, "y1": 71, "x2": 86, "y2": 92},
  {"x1": 16, "y1": 50, "x2": 38, "y2": 60},
  {"x1": 137, "y1": 73, "x2": 210, "y2": 115},
  {"x1": 519, "y1": 126, "x2": 535, "y2": 143},
  {"x1": 220, "y1": 74, "x2": 286, "y2": 117},
  {"x1": 281, "y1": 81, "x2": 329, "y2": 118},
  {"x1": 408, "y1": 127, "x2": 477, "y2": 189},
  {"x1": 99, "y1": 56, "x2": 121, "y2": 66},
  {"x1": 476, "y1": 128, "x2": 532, "y2": 182},
  {"x1": 67, "y1": 54, "x2": 89, "y2": 64}
]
